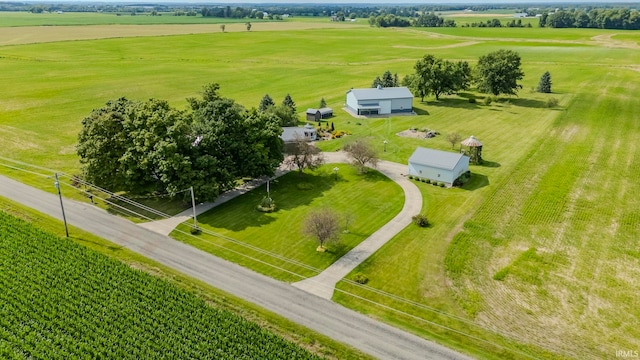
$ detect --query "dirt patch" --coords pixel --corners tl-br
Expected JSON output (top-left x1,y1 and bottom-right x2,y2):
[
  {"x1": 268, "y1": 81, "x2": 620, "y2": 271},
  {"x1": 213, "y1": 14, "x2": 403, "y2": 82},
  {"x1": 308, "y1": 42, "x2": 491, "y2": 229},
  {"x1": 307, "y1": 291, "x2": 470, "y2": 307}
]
[
  {"x1": 591, "y1": 33, "x2": 640, "y2": 49},
  {"x1": 396, "y1": 129, "x2": 437, "y2": 139},
  {"x1": 0, "y1": 22, "x2": 355, "y2": 46},
  {"x1": 393, "y1": 41, "x2": 480, "y2": 50}
]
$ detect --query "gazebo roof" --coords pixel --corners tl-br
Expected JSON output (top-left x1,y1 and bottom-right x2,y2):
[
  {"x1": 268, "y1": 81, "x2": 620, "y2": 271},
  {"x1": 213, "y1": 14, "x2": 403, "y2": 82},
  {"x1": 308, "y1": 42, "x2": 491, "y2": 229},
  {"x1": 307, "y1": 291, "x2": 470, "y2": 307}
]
[{"x1": 461, "y1": 135, "x2": 483, "y2": 147}]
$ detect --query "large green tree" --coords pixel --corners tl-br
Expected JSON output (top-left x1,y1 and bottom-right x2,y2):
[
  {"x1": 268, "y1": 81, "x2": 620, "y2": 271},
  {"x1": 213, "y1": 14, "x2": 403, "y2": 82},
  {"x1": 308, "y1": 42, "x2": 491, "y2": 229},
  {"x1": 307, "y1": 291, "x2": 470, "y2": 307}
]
[
  {"x1": 188, "y1": 84, "x2": 283, "y2": 200},
  {"x1": 120, "y1": 98, "x2": 192, "y2": 195},
  {"x1": 409, "y1": 54, "x2": 471, "y2": 101},
  {"x1": 77, "y1": 97, "x2": 132, "y2": 191},
  {"x1": 475, "y1": 49, "x2": 525, "y2": 96},
  {"x1": 77, "y1": 83, "x2": 283, "y2": 202}
]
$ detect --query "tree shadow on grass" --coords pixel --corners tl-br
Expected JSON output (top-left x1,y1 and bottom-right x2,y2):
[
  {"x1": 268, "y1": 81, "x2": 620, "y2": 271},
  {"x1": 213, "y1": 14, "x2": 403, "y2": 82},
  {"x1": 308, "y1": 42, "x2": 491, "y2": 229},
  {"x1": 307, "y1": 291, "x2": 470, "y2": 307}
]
[
  {"x1": 478, "y1": 160, "x2": 501, "y2": 168},
  {"x1": 198, "y1": 171, "x2": 335, "y2": 232},
  {"x1": 426, "y1": 97, "x2": 479, "y2": 110},
  {"x1": 508, "y1": 98, "x2": 548, "y2": 109}
]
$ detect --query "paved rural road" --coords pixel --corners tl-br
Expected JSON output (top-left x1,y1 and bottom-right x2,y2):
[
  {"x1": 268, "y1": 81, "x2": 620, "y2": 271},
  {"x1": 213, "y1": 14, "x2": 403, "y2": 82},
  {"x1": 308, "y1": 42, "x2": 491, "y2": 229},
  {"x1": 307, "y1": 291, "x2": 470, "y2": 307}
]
[{"x1": 0, "y1": 175, "x2": 471, "y2": 360}]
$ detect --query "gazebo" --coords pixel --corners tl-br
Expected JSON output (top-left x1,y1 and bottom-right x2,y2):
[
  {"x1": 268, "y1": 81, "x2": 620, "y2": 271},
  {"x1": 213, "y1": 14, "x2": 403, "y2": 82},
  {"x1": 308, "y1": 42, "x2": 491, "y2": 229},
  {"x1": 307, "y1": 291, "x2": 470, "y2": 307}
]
[{"x1": 461, "y1": 135, "x2": 483, "y2": 164}]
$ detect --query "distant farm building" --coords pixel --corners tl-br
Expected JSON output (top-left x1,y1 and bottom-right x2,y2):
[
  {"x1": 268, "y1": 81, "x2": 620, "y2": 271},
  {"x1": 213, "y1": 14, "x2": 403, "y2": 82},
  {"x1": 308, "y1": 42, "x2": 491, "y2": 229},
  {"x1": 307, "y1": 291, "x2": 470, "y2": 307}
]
[
  {"x1": 306, "y1": 107, "x2": 333, "y2": 121},
  {"x1": 280, "y1": 124, "x2": 318, "y2": 142},
  {"x1": 408, "y1": 147, "x2": 470, "y2": 187},
  {"x1": 346, "y1": 86, "x2": 413, "y2": 116}
]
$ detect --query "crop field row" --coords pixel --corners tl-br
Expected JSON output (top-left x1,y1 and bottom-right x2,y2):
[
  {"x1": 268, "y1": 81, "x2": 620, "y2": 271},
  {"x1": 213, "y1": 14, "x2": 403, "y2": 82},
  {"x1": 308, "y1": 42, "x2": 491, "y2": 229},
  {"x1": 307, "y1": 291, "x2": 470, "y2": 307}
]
[
  {"x1": 443, "y1": 66, "x2": 640, "y2": 359},
  {"x1": 0, "y1": 210, "x2": 320, "y2": 359}
]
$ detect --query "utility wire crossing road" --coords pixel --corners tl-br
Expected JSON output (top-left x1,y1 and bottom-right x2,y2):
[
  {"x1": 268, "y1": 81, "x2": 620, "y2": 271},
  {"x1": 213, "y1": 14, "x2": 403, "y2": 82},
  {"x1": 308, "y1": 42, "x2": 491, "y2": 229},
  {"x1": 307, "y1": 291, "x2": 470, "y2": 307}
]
[{"x1": 0, "y1": 175, "x2": 472, "y2": 360}]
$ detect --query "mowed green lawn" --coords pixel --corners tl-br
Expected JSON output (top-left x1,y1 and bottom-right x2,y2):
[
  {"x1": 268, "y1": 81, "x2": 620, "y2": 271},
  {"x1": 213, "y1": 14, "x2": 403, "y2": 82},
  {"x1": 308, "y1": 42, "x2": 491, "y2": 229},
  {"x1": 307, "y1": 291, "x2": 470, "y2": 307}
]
[
  {"x1": 171, "y1": 164, "x2": 404, "y2": 282},
  {"x1": 1, "y1": 19, "x2": 640, "y2": 359}
]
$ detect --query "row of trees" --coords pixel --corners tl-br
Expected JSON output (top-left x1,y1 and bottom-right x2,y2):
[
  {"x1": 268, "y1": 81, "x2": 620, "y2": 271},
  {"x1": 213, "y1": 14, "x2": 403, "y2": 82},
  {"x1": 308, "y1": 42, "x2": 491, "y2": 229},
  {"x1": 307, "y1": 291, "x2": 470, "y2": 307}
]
[
  {"x1": 77, "y1": 84, "x2": 283, "y2": 202},
  {"x1": 463, "y1": 19, "x2": 531, "y2": 28},
  {"x1": 397, "y1": 50, "x2": 525, "y2": 101},
  {"x1": 368, "y1": 12, "x2": 455, "y2": 28},
  {"x1": 540, "y1": 8, "x2": 640, "y2": 29}
]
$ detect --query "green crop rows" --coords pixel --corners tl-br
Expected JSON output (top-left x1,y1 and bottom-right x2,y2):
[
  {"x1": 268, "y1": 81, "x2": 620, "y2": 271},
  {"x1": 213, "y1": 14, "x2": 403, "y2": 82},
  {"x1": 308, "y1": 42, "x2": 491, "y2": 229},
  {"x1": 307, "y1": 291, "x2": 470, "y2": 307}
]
[{"x1": 0, "y1": 210, "x2": 320, "y2": 359}]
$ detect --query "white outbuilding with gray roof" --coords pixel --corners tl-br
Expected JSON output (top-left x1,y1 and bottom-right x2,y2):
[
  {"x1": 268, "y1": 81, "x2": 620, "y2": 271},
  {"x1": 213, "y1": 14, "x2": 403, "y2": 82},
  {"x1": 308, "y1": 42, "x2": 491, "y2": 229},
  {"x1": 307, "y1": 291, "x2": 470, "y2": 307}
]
[
  {"x1": 408, "y1": 147, "x2": 470, "y2": 186},
  {"x1": 346, "y1": 86, "x2": 413, "y2": 116}
]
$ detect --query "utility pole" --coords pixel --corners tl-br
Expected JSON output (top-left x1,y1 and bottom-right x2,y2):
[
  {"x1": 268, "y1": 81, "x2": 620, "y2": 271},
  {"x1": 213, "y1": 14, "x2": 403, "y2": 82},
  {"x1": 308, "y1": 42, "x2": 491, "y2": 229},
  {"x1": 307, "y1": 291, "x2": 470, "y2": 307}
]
[
  {"x1": 266, "y1": 179, "x2": 270, "y2": 200},
  {"x1": 54, "y1": 173, "x2": 69, "y2": 237},
  {"x1": 190, "y1": 186, "x2": 198, "y2": 229}
]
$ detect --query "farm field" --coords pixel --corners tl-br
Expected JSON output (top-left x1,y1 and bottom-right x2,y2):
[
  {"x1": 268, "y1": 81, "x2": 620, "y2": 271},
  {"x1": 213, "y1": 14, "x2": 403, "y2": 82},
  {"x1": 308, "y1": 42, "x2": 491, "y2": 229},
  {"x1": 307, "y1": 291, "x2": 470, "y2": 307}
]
[
  {"x1": 0, "y1": 209, "x2": 322, "y2": 359},
  {"x1": 0, "y1": 196, "x2": 370, "y2": 360},
  {"x1": 171, "y1": 164, "x2": 404, "y2": 282},
  {"x1": 1, "y1": 15, "x2": 639, "y2": 359}
]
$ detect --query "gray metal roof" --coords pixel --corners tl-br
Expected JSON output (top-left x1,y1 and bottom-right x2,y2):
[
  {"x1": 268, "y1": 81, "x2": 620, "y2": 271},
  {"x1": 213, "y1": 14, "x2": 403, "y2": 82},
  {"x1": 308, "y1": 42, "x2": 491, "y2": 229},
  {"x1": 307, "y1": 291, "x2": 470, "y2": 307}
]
[
  {"x1": 306, "y1": 107, "x2": 333, "y2": 115},
  {"x1": 408, "y1": 147, "x2": 468, "y2": 171},
  {"x1": 348, "y1": 87, "x2": 413, "y2": 101},
  {"x1": 280, "y1": 126, "x2": 316, "y2": 142}
]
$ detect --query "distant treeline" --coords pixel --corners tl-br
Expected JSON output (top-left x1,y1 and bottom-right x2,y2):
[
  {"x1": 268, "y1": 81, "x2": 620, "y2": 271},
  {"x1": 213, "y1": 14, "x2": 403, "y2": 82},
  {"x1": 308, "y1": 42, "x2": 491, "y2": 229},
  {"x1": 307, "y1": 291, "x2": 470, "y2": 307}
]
[
  {"x1": 369, "y1": 13, "x2": 456, "y2": 28},
  {"x1": 462, "y1": 19, "x2": 532, "y2": 28},
  {"x1": 541, "y1": 8, "x2": 640, "y2": 29}
]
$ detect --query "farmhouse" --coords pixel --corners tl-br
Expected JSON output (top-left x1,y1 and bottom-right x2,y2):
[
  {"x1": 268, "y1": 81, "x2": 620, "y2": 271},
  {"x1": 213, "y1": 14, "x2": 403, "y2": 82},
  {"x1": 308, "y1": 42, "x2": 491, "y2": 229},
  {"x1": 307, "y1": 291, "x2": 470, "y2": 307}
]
[
  {"x1": 346, "y1": 86, "x2": 413, "y2": 116},
  {"x1": 408, "y1": 147, "x2": 470, "y2": 186},
  {"x1": 306, "y1": 107, "x2": 333, "y2": 121},
  {"x1": 280, "y1": 124, "x2": 318, "y2": 142}
]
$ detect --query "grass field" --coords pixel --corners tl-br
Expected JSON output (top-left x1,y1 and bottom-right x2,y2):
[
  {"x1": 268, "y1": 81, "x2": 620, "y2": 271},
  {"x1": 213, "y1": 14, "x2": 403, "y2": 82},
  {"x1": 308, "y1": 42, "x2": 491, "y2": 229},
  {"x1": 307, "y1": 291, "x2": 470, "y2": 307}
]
[
  {"x1": 171, "y1": 164, "x2": 404, "y2": 282},
  {"x1": 1, "y1": 15, "x2": 639, "y2": 359}
]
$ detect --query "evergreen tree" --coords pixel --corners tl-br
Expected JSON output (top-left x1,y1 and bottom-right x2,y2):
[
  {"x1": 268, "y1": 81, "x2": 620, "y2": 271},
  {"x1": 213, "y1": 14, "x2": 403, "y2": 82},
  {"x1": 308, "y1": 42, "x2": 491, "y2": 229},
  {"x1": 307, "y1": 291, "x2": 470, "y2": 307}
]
[
  {"x1": 259, "y1": 94, "x2": 275, "y2": 111},
  {"x1": 537, "y1": 71, "x2": 552, "y2": 93},
  {"x1": 371, "y1": 76, "x2": 382, "y2": 88},
  {"x1": 319, "y1": 97, "x2": 327, "y2": 108},
  {"x1": 282, "y1": 93, "x2": 296, "y2": 112}
]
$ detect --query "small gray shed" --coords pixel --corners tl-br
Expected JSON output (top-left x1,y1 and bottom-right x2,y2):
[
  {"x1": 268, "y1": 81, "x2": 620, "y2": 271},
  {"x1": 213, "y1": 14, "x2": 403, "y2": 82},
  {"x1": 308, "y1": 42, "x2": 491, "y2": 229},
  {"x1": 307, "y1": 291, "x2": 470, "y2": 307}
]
[
  {"x1": 306, "y1": 108, "x2": 333, "y2": 121},
  {"x1": 408, "y1": 147, "x2": 469, "y2": 186}
]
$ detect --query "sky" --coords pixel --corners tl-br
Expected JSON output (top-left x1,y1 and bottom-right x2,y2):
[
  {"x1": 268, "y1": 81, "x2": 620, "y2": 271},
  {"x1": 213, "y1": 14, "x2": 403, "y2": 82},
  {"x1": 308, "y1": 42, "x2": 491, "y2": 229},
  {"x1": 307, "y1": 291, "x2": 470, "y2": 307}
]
[{"x1": 29, "y1": 0, "x2": 640, "y2": 3}]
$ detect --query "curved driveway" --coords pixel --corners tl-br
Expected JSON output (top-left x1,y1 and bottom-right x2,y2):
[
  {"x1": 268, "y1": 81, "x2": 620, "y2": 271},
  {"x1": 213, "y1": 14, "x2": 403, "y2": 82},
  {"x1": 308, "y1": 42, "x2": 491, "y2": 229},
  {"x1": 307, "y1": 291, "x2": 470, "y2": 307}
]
[
  {"x1": 0, "y1": 169, "x2": 469, "y2": 360},
  {"x1": 293, "y1": 152, "x2": 423, "y2": 299}
]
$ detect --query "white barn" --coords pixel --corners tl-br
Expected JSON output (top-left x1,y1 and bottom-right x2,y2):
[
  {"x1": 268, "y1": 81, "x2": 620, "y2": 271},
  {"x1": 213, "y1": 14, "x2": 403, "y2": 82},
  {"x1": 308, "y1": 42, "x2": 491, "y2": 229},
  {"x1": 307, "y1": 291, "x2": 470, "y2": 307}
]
[
  {"x1": 408, "y1": 147, "x2": 469, "y2": 186},
  {"x1": 346, "y1": 86, "x2": 413, "y2": 116},
  {"x1": 280, "y1": 124, "x2": 318, "y2": 142}
]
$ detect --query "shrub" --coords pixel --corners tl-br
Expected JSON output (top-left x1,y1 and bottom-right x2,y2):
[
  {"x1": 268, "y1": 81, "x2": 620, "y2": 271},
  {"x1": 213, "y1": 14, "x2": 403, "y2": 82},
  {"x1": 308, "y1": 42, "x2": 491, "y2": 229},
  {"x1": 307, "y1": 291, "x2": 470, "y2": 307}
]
[
  {"x1": 353, "y1": 273, "x2": 369, "y2": 284},
  {"x1": 419, "y1": 127, "x2": 429, "y2": 133},
  {"x1": 422, "y1": 178, "x2": 428, "y2": 183},
  {"x1": 412, "y1": 214, "x2": 430, "y2": 227},
  {"x1": 483, "y1": 96, "x2": 492, "y2": 106},
  {"x1": 425, "y1": 179, "x2": 431, "y2": 184},
  {"x1": 547, "y1": 98, "x2": 559, "y2": 108},
  {"x1": 408, "y1": 175, "x2": 413, "y2": 180},
  {"x1": 256, "y1": 196, "x2": 276, "y2": 212},
  {"x1": 468, "y1": 97, "x2": 476, "y2": 103},
  {"x1": 190, "y1": 227, "x2": 202, "y2": 235},
  {"x1": 432, "y1": 181, "x2": 439, "y2": 186},
  {"x1": 439, "y1": 182, "x2": 445, "y2": 187},
  {"x1": 355, "y1": 122, "x2": 362, "y2": 125}
]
